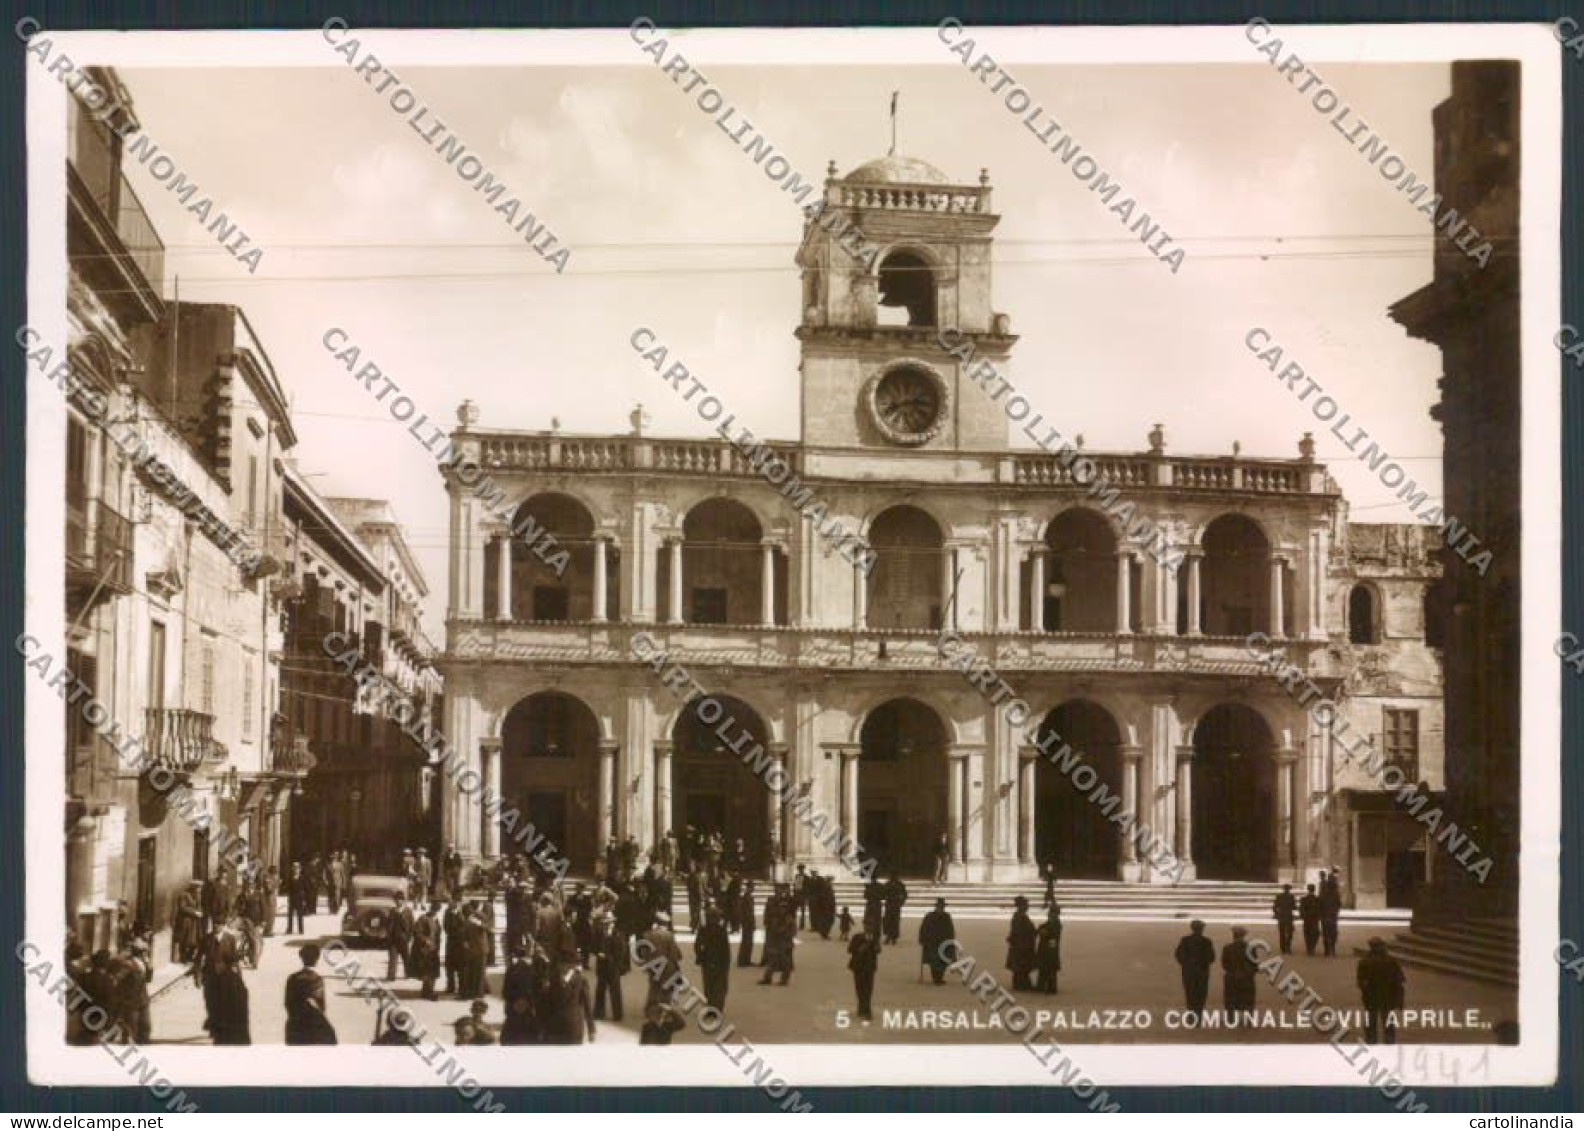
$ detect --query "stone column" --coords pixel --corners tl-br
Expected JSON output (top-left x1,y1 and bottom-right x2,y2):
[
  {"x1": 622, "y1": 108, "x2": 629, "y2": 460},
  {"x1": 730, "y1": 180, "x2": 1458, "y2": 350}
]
[
  {"x1": 1174, "y1": 745, "x2": 1196, "y2": 874},
  {"x1": 1270, "y1": 557, "x2": 1286, "y2": 636},
  {"x1": 853, "y1": 560, "x2": 867, "y2": 630},
  {"x1": 947, "y1": 752, "x2": 965, "y2": 865},
  {"x1": 766, "y1": 743, "x2": 789, "y2": 863},
  {"x1": 592, "y1": 536, "x2": 609, "y2": 622},
  {"x1": 1119, "y1": 743, "x2": 1143, "y2": 878},
  {"x1": 942, "y1": 546, "x2": 960, "y2": 630},
  {"x1": 760, "y1": 542, "x2": 776, "y2": 627},
  {"x1": 1185, "y1": 552, "x2": 1202, "y2": 636},
  {"x1": 653, "y1": 740, "x2": 673, "y2": 845},
  {"x1": 494, "y1": 535, "x2": 512, "y2": 620},
  {"x1": 1115, "y1": 552, "x2": 1132, "y2": 634},
  {"x1": 667, "y1": 539, "x2": 684, "y2": 625},
  {"x1": 597, "y1": 740, "x2": 618, "y2": 846},
  {"x1": 480, "y1": 738, "x2": 502, "y2": 858},
  {"x1": 1030, "y1": 549, "x2": 1046, "y2": 632},
  {"x1": 841, "y1": 748, "x2": 860, "y2": 848},
  {"x1": 1018, "y1": 748, "x2": 1037, "y2": 863},
  {"x1": 1274, "y1": 746, "x2": 1298, "y2": 881}
]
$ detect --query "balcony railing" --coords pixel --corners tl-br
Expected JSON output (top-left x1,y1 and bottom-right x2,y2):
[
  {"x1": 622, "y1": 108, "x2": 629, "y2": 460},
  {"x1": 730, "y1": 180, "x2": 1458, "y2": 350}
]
[
  {"x1": 66, "y1": 499, "x2": 134, "y2": 602},
  {"x1": 269, "y1": 714, "x2": 317, "y2": 777},
  {"x1": 837, "y1": 181, "x2": 992, "y2": 214},
  {"x1": 1011, "y1": 453, "x2": 1318, "y2": 494},
  {"x1": 68, "y1": 110, "x2": 166, "y2": 298},
  {"x1": 143, "y1": 708, "x2": 221, "y2": 774},
  {"x1": 468, "y1": 430, "x2": 1322, "y2": 497}
]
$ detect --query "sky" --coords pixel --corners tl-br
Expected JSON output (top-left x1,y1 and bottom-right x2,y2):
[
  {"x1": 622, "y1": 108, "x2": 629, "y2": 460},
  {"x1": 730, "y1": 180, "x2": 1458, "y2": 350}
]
[{"x1": 113, "y1": 58, "x2": 1452, "y2": 633}]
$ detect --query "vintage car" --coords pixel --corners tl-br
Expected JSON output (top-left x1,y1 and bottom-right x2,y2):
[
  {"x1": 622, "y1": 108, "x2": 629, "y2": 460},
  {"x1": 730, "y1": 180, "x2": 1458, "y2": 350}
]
[{"x1": 340, "y1": 875, "x2": 410, "y2": 944}]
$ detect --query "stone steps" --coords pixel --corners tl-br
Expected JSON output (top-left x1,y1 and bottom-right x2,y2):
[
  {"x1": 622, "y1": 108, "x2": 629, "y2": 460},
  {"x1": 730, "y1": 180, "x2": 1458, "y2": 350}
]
[
  {"x1": 1353, "y1": 916, "x2": 1518, "y2": 988},
  {"x1": 483, "y1": 880, "x2": 1411, "y2": 925}
]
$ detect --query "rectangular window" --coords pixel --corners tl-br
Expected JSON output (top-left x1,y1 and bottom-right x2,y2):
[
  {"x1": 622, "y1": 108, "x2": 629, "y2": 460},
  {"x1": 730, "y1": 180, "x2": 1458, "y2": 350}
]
[
  {"x1": 199, "y1": 636, "x2": 216, "y2": 715},
  {"x1": 135, "y1": 836, "x2": 156, "y2": 929},
  {"x1": 146, "y1": 622, "x2": 166, "y2": 711},
  {"x1": 241, "y1": 656, "x2": 255, "y2": 740},
  {"x1": 65, "y1": 649, "x2": 96, "y2": 791},
  {"x1": 1382, "y1": 708, "x2": 1420, "y2": 779},
  {"x1": 246, "y1": 454, "x2": 259, "y2": 531},
  {"x1": 191, "y1": 827, "x2": 210, "y2": 882}
]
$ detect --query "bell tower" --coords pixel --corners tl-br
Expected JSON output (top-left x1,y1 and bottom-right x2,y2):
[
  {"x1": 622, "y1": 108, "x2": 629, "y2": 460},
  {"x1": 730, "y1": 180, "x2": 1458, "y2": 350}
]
[{"x1": 795, "y1": 154, "x2": 1016, "y2": 451}]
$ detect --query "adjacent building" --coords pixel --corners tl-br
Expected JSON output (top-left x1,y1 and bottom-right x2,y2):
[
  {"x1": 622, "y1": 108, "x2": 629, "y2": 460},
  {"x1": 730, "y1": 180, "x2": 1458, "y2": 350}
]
[
  {"x1": 64, "y1": 71, "x2": 306, "y2": 951},
  {"x1": 59, "y1": 68, "x2": 440, "y2": 951},
  {"x1": 1390, "y1": 60, "x2": 1521, "y2": 916},
  {"x1": 289, "y1": 496, "x2": 442, "y2": 870},
  {"x1": 438, "y1": 153, "x2": 1447, "y2": 904}
]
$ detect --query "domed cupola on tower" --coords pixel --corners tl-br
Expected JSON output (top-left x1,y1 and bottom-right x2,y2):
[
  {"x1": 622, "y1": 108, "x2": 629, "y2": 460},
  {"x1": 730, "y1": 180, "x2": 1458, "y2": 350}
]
[{"x1": 795, "y1": 148, "x2": 1017, "y2": 452}]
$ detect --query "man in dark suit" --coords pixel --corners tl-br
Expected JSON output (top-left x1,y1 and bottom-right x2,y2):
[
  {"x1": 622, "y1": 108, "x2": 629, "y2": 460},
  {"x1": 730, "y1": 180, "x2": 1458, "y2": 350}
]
[
  {"x1": 736, "y1": 881, "x2": 758, "y2": 968},
  {"x1": 918, "y1": 898, "x2": 956, "y2": 985},
  {"x1": 591, "y1": 910, "x2": 628, "y2": 1022},
  {"x1": 847, "y1": 924, "x2": 881, "y2": 1022},
  {"x1": 1299, "y1": 884, "x2": 1323, "y2": 956},
  {"x1": 284, "y1": 943, "x2": 338, "y2": 1044},
  {"x1": 882, "y1": 874, "x2": 908, "y2": 945},
  {"x1": 385, "y1": 892, "x2": 414, "y2": 982},
  {"x1": 1272, "y1": 883, "x2": 1298, "y2": 955},
  {"x1": 1005, "y1": 896, "x2": 1036, "y2": 991},
  {"x1": 1357, "y1": 937, "x2": 1407, "y2": 1044},
  {"x1": 1220, "y1": 925, "x2": 1258, "y2": 1017},
  {"x1": 285, "y1": 862, "x2": 313, "y2": 935},
  {"x1": 1173, "y1": 919, "x2": 1215, "y2": 1019},
  {"x1": 442, "y1": 900, "x2": 464, "y2": 995},
  {"x1": 696, "y1": 904, "x2": 733, "y2": 1011}
]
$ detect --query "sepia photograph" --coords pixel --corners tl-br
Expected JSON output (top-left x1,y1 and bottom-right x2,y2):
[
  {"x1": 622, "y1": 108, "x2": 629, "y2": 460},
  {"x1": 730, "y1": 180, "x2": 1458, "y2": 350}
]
[{"x1": 15, "y1": 16, "x2": 1568, "y2": 1108}]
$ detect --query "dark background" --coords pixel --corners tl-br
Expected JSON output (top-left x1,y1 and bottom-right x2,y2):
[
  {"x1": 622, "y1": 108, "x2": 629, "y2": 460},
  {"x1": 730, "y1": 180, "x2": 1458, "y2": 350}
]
[{"x1": 1, "y1": 0, "x2": 1579, "y2": 1114}]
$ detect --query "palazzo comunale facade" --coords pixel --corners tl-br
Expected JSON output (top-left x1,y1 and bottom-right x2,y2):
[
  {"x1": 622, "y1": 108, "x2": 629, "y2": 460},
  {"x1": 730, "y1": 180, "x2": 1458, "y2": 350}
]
[{"x1": 438, "y1": 154, "x2": 1444, "y2": 905}]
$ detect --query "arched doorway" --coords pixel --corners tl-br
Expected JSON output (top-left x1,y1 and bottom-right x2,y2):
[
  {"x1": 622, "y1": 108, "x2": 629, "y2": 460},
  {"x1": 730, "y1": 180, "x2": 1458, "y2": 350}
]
[
  {"x1": 867, "y1": 505, "x2": 944, "y2": 630},
  {"x1": 672, "y1": 694, "x2": 773, "y2": 874},
  {"x1": 858, "y1": 698, "x2": 949, "y2": 876},
  {"x1": 1191, "y1": 704, "x2": 1276, "y2": 880},
  {"x1": 1034, "y1": 701, "x2": 1123, "y2": 878},
  {"x1": 501, "y1": 691, "x2": 602, "y2": 872},
  {"x1": 1200, "y1": 514, "x2": 1270, "y2": 636},
  {"x1": 1038, "y1": 509, "x2": 1120, "y2": 632},
  {"x1": 493, "y1": 493, "x2": 615, "y2": 622}
]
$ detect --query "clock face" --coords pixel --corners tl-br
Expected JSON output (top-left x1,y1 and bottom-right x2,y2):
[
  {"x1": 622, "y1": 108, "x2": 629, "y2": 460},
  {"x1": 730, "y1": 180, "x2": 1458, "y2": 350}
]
[{"x1": 872, "y1": 367, "x2": 944, "y2": 443}]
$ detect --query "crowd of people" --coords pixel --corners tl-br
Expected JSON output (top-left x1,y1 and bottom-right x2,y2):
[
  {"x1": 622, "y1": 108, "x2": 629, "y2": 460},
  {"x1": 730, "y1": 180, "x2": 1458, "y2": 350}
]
[
  {"x1": 1167, "y1": 867, "x2": 1410, "y2": 1044},
  {"x1": 63, "y1": 843, "x2": 1417, "y2": 1050}
]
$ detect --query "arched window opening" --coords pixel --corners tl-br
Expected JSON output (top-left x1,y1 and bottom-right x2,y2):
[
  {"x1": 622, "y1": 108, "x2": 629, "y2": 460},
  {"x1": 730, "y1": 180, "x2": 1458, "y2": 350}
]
[
  {"x1": 1349, "y1": 584, "x2": 1379, "y2": 645},
  {"x1": 876, "y1": 251, "x2": 936, "y2": 328},
  {"x1": 867, "y1": 506, "x2": 944, "y2": 630}
]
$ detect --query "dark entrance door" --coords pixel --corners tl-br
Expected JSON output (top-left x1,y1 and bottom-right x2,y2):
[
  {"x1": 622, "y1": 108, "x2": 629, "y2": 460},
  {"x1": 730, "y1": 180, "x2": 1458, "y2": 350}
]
[
  {"x1": 524, "y1": 791, "x2": 568, "y2": 858},
  {"x1": 685, "y1": 792, "x2": 727, "y2": 839},
  {"x1": 135, "y1": 836, "x2": 156, "y2": 930},
  {"x1": 859, "y1": 805, "x2": 896, "y2": 872},
  {"x1": 1385, "y1": 849, "x2": 1424, "y2": 909}
]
